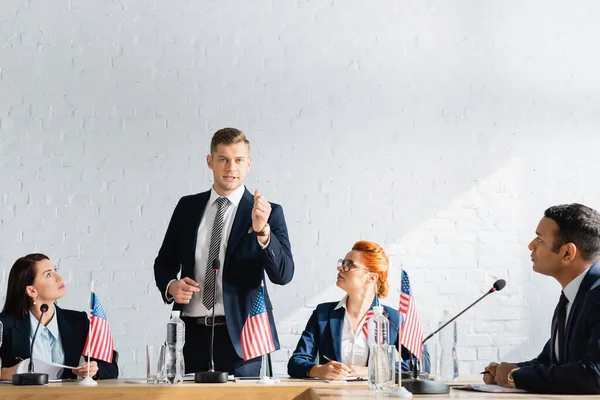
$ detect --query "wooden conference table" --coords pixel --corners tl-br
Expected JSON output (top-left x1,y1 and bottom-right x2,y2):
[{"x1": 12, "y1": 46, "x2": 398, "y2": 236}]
[{"x1": 1, "y1": 378, "x2": 598, "y2": 399}]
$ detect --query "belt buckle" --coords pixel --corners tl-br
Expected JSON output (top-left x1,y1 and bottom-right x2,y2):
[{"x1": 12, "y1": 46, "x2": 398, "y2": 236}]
[{"x1": 204, "y1": 316, "x2": 213, "y2": 326}]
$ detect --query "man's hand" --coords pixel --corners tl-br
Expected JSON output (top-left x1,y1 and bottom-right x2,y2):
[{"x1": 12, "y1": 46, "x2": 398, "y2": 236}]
[
  {"x1": 482, "y1": 362, "x2": 498, "y2": 384},
  {"x1": 308, "y1": 361, "x2": 352, "y2": 380},
  {"x1": 168, "y1": 277, "x2": 200, "y2": 304},
  {"x1": 495, "y1": 362, "x2": 519, "y2": 388},
  {"x1": 252, "y1": 189, "x2": 271, "y2": 243}
]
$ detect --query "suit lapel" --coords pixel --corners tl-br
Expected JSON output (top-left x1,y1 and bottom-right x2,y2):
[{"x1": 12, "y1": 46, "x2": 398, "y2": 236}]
[
  {"x1": 189, "y1": 191, "x2": 211, "y2": 267},
  {"x1": 224, "y1": 189, "x2": 253, "y2": 267},
  {"x1": 12, "y1": 316, "x2": 31, "y2": 360},
  {"x1": 56, "y1": 306, "x2": 78, "y2": 366},
  {"x1": 329, "y1": 306, "x2": 345, "y2": 363},
  {"x1": 563, "y1": 262, "x2": 600, "y2": 361}
]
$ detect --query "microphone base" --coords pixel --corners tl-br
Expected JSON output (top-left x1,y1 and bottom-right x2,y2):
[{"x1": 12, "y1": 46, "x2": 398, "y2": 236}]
[
  {"x1": 401, "y1": 371, "x2": 430, "y2": 381},
  {"x1": 195, "y1": 371, "x2": 228, "y2": 383},
  {"x1": 12, "y1": 373, "x2": 49, "y2": 386},
  {"x1": 401, "y1": 378, "x2": 449, "y2": 394}
]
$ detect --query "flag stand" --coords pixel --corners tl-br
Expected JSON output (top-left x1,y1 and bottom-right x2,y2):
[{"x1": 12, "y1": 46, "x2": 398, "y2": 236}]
[
  {"x1": 391, "y1": 267, "x2": 412, "y2": 397},
  {"x1": 80, "y1": 280, "x2": 98, "y2": 387},
  {"x1": 256, "y1": 354, "x2": 274, "y2": 385}
]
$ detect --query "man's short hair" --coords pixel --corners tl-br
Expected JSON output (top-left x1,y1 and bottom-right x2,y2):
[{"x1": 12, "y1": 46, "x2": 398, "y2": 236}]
[
  {"x1": 544, "y1": 203, "x2": 600, "y2": 261},
  {"x1": 210, "y1": 128, "x2": 250, "y2": 154}
]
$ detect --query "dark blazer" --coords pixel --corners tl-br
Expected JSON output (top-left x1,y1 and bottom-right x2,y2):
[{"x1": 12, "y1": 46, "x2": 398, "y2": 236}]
[
  {"x1": 153, "y1": 188, "x2": 294, "y2": 358},
  {"x1": 513, "y1": 260, "x2": 600, "y2": 394},
  {"x1": 287, "y1": 302, "x2": 413, "y2": 378},
  {"x1": 0, "y1": 306, "x2": 118, "y2": 379}
]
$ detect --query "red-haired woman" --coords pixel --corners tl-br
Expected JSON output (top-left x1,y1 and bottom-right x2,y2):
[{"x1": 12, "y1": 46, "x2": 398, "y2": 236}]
[{"x1": 288, "y1": 241, "x2": 414, "y2": 379}]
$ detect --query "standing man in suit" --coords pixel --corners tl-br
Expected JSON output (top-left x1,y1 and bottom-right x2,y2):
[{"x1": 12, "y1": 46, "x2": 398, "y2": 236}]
[
  {"x1": 483, "y1": 203, "x2": 600, "y2": 394},
  {"x1": 153, "y1": 128, "x2": 294, "y2": 377}
]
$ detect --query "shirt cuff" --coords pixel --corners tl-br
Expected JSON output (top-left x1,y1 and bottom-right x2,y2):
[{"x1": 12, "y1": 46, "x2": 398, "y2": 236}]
[
  {"x1": 257, "y1": 236, "x2": 270, "y2": 249},
  {"x1": 165, "y1": 279, "x2": 177, "y2": 303}
]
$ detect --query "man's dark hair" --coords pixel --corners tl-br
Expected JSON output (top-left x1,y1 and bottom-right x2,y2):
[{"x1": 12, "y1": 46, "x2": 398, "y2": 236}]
[{"x1": 544, "y1": 203, "x2": 600, "y2": 261}]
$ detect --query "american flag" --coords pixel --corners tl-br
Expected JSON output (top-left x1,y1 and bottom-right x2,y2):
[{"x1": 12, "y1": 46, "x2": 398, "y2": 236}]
[
  {"x1": 361, "y1": 295, "x2": 380, "y2": 338},
  {"x1": 399, "y1": 270, "x2": 423, "y2": 360},
  {"x1": 82, "y1": 292, "x2": 114, "y2": 363},
  {"x1": 241, "y1": 283, "x2": 275, "y2": 361}
]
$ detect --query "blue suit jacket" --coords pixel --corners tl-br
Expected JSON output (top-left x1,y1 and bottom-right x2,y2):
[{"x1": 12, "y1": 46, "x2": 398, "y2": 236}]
[
  {"x1": 287, "y1": 302, "x2": 413, "y2": 378},
  {"x1": 513, "y1": 260, "x2": 600, "y2": 394},
  {"x1": 0, "y1": 306, "x2": 119, "y2": 379},
  {"x1": 153, "y1": 188, "x2": 294, "y2": 358}
]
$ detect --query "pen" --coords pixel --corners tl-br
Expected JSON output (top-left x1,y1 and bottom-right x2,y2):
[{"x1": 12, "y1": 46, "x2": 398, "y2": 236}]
[
  {"x1": 480, "y1": 371, "x2": 491, "y2": 375},
  {"x1": 323, "y1": 355, "x2": 334, "y2": 362}
]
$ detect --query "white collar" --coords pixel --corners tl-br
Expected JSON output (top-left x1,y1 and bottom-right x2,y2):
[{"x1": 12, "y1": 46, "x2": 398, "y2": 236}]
[
  {"x1": 335, "y1": 295, "x2": 349, "y2": 310},
  {"x1": 563, "y1": 268, "x2": 591, "y2": 303},
  {"x1": 209, "y1": 185, "x2": 245, "y2": 207},
  {"x1": 29, "y1": 309, "x2": 60, "y2": 340}
]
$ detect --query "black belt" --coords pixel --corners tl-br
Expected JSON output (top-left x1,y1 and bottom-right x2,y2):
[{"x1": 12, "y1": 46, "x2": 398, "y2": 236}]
[{"x1": 181, "y1": 315, "x2": 227, "y2": 326}]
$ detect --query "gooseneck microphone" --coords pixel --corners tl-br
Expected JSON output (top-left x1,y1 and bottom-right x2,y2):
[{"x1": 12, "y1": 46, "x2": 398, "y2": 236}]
[
  {"x1": 12, "y1": 303, "x2": 50, "y2": 386},
  {"x1": 399, "y1": 279, "x2": 507, "y2": 395},
  {"x1": 422, "y1": 279, "x2": 506, "y2": 344},
  {"x1": 195, "y1": 259, "x2": 228, "y2": 384}
]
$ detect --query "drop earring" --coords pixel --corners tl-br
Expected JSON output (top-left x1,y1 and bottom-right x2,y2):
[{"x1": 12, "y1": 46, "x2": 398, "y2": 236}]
[{"x1": 33, "y1": 300, "x2": 37, "y2": 305}]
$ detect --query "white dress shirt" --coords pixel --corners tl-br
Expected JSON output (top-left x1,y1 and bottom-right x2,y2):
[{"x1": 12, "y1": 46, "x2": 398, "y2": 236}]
[
  {"x1": 335, "y1": 295, "x2": 370, "y2": 367},
  {"x1": 555, "y1": 267, "x2": 590, "y2": 361},
  {"x1": 180, "y1": 185, "x2": 246, "y2": 317},
  {"x1": 29, "y1": 311, "x2": 65, "y2": 365}
]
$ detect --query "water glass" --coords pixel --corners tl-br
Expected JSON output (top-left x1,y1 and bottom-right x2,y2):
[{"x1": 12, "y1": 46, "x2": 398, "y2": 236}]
[{"x1": 146, "y1": 345, "x2": 165, "y2": 384}]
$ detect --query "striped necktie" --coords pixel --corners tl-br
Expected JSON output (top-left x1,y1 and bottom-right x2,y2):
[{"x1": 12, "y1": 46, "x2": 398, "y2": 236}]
[{"x1": 202, "y1": 196, "x2": 230, "y2": 310}]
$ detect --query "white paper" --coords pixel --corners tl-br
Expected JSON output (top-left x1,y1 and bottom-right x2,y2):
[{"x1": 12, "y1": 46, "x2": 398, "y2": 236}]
[{"x1": 16, "y1": 358, "x2": 78, "y2": 379}]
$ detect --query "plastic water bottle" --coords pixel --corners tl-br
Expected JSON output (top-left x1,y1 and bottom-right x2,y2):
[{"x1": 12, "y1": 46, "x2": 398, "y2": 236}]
[
  {"x1": 367, "y1": 306, "x2": 394, "y2": 391},
  {"x1": 438, "y1": 310, "x2": 458, "y2": 381},
  {"x1": 452, "y1": 318, "x2": 459, "y2": 380},
  {"x1": 165, "y1": 311, "x2": 185, "y2": 384}
]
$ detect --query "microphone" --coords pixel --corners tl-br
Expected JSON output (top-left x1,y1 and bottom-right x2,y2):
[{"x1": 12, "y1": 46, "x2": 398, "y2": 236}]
[
  {"x1": 399, "y1": 279, "x2": 506, "y2": 395},
  {"x1": 422, "y1": 279, "x2": 506, "y2": 344},
  {"x1": 195, "y1": 259, "x2": 228, "y2": 384},
  {"x1": 12, "y1": 304, "x2": 50, "y2": 385}
]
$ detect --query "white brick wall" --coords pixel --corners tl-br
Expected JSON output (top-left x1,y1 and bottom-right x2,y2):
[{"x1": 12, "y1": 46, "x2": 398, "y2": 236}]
[{"x1": 1, "y1": 0, "x2": 600, "y2": 378}]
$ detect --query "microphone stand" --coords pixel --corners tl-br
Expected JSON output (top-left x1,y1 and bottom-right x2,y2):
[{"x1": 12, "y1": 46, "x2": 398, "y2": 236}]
[
  {"x1": 384, "y1": 313, "x2": 448, "y2": 396},
  {"x1": 12, "y1": 304, "x2": 50, "y2": 385},
  {"x1": 195, "y1": 259, "x2": 228, "y2": 383},
  {"x1": 391, "y1": 280, "x2": 506, "y2": 395}
]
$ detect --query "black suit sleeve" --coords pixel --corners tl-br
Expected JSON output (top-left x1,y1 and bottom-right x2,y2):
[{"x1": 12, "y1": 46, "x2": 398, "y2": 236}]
[
  {"x1": 261, "y1": 204, "x2": 294, "y2": 285},
  {"x1": 513, "y1": 301, "x2": 600, "y2": 394},
  {"x1": 154, "y1": 198, "x2": 185, "y2": 302},
  {"x1": 0, "y1": 314, "x2": 18, "y2": 369},
  {"x1": 515, "y1": 339, "x2": 552, "y2": 368}
]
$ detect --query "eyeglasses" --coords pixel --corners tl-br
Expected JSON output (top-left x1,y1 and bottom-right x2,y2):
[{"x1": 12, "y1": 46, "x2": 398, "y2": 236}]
[{"x1": 337, "y1": 259, "x2": 370, "y2": 273}]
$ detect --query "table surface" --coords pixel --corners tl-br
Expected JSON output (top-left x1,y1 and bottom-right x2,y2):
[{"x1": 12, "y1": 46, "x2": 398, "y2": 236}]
[{"x1": 1, "y1": 377, "x2": 599, "y2": 399}]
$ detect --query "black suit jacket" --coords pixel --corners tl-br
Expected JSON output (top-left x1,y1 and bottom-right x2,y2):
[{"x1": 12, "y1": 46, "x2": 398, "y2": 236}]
[
  {"x1": 513, "y1": 260, "x2": 600, "y2": 393},
  {"x1": 0, "y1": 306, "x2": 118, "y2": 379},
  {"x1": 153, "y1": 188, "x2": 294, "y2": 358}
]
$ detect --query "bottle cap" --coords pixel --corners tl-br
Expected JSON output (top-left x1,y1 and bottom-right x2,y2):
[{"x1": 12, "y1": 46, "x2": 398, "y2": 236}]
[{"x1": 373, "y1": 305, "x2": 384, "y2": 314}]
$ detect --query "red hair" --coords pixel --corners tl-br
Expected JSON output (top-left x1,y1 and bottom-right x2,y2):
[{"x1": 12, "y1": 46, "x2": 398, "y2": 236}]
[{"x1": 352, "y1": 240, "x2": 389, "y2": 298}]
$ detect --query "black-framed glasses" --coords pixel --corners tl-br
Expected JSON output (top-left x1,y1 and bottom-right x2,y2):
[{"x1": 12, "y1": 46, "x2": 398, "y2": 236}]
[{"x1": 337, "y1": 259, "x2": 370, "y2": 273}]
